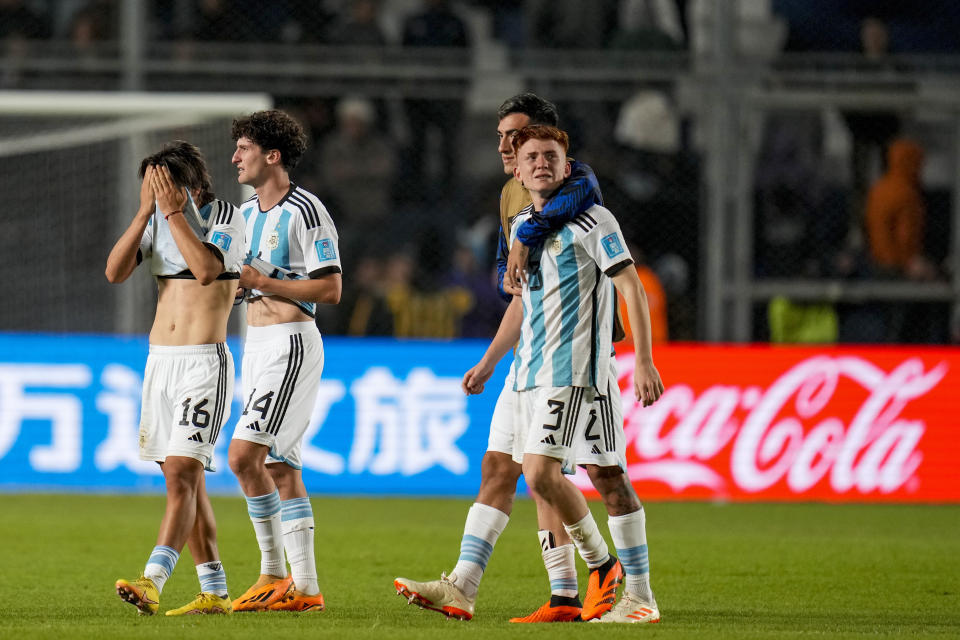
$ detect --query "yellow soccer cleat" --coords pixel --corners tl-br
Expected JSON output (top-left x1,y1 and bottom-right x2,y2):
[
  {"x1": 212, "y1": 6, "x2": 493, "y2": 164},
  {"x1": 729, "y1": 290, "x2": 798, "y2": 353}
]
[
  {"x1": 509, "y1": 595, "x2": 583, "y2": 623},
  {"x1": 234, "y1": 574, "x2": 294, "y2": 612},
  {"x1": 115, "y1": 576, "x2": 159, "y2": 616},
  {"x1": 581, "y1": 556, "x2": 623, "y2": 621},
  {"x1": 165, "y1": 592, "x2": 232, "y2": 616},
  {"x1": 266, "y1": 589, "x2": 325, "y2": 612}
]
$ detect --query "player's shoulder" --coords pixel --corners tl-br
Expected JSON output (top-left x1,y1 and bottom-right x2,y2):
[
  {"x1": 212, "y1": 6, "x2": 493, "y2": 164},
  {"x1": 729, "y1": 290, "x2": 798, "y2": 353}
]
[
  {"x1": 210, "y1": 198, "x2": 241, "y2": 226},
  {"x1": 567, "y1": 204, "x2": 616, "y2": 235},
  {"x1": 285, "y1": 184, "x2": 332, "y2": 230}
]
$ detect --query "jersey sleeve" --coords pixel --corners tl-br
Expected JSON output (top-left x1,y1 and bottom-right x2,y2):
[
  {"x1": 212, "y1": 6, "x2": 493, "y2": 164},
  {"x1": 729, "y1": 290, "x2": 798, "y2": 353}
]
[
  {"x1": 581, "y1": 208, "x2": 634, "y2": 276},
  {"x1": 202, "y1": 200, "x2": 245, "y2": 275},
  {"x1": 514, "y1": 160, "x2": 603, "y2": 249},
  {"x1": 494, "y1": 222, "x2": 511, "y2": 302},
  {"x1": 300, "y1": 204, "x2": 342, "y2": 278},
  {"x1": 137, "y1": 216, "x2": 154, "y2": 264}
]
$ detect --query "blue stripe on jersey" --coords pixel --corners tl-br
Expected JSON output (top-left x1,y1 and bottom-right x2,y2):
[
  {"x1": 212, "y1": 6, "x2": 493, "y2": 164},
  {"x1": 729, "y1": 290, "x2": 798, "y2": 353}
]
[
  {"x1": 271, "y1": 209, "x2": 292, "y2": 268},
  {"x1": 458, "y1": 534, "x2": 494, "y2": 570},
  {"x1": 554, "y1": 227, "x2": 578, "y2": 387},
  {"x1": 525, "y1": 276, "x2": 547, "y2": 389},
  {"x1": 241, "y1": 205, "x2": 255, "y2": 224},
  {"x1": 248, "y1": 208, "x2": 268, "y2": 257}
]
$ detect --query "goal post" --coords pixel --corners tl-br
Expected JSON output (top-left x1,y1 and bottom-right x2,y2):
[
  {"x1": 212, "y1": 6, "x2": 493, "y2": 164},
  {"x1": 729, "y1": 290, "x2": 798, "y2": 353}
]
[{"x1": 0, "y1": 91, "x2": 272, "y2": 335}]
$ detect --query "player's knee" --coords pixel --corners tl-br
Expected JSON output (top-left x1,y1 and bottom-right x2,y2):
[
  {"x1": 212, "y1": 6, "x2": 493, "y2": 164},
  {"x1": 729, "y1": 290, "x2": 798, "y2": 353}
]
[
  {"x1": 480, "y1": 452, "x2": 521, "y2": 489},
  {"x1": 522, "y1": 459, "x2": 561, "y2": 499}
]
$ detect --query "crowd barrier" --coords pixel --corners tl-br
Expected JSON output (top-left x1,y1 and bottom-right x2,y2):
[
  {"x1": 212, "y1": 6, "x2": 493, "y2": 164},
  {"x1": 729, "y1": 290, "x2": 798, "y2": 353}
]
[{"x1": 1, "y1": 334, "x2": 956, "y2": 503}]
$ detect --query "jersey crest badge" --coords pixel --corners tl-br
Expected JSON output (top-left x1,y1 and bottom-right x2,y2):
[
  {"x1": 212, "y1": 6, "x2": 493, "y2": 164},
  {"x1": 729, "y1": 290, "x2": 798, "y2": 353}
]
[
  {"x1": 601, "y1": 233, "x2": 625, "y2": 258},
  {"x1": 549, "y1": 236, "x2": 563, "y2": 255},
  {"x1": 210, "y1": 231, "x2": 232, "y2": 251},
  {"x1": 315, "y1": 239, "x2": 336, "y2": 261},
  {"x1": 266, "y1": 229, "x2": 280, "y2": 250}
]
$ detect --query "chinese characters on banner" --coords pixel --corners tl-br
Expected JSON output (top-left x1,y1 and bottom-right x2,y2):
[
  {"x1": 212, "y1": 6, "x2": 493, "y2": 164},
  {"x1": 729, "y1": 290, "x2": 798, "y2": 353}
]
[{"x1": 1, "y1": 334, "x2": 957, "y2": 502}]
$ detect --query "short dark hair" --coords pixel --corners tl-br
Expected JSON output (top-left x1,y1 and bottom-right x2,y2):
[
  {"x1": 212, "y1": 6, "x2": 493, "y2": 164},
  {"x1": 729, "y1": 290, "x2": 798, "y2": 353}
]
[
  {"x1": 231, "y1": 109, "x2": 308, "y2": 171},
  {"x1": 497, "y1": 93, "x2": 559, "y2": 127},
  {"x1": 138, "y1": 140, "x2": 214, "y2": 208}
]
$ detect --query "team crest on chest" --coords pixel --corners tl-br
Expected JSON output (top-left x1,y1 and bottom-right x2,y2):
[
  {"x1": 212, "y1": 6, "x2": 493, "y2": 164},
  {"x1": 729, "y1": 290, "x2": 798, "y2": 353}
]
[
  {"x1": 266, "y1": 228, "x2": 280, "y2": 250},
  {"x1": 550, "y1": 235, "x2": 563, "y2": 255}
]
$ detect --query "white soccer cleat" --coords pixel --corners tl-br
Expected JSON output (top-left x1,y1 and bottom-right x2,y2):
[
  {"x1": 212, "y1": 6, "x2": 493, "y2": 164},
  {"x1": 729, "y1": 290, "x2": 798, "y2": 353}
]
[
  {"x1": 589, "y1": 592, "x2": 660, "y2": 624},
  {"x1": 393, "y1": 573, "x2": 475, "y2": 621}
]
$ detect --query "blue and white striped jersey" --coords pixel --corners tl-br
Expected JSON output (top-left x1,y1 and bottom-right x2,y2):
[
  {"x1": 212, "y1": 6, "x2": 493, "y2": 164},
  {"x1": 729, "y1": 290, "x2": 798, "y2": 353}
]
[
  {"x1": 511, "y1": 203, "x2": 633, "y2": 392},
  {"x1": 241, "y1": 184, "x2": 341, "y2": 317},
  {"x1": 139, "y1": 197, "x2": 244, "y2": 278}
]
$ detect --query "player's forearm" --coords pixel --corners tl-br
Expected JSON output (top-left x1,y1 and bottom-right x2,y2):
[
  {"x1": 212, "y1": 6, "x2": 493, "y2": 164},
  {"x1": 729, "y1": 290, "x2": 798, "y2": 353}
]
[
  {"x1": 167, "y1": 213, "x2": 224, "y2": 285},
  {"x1": 105, "y1": 211, "x2": 151, "y2": 283},
  {"x1": 481, "y1": 296, "x2": 523, "y2": 367},
  {"x1": 614, "y1": 270, "x2": 655, "y2": 364},
  {"x1": 256, "y1": 272, "x2": 342, "y2": 305}
]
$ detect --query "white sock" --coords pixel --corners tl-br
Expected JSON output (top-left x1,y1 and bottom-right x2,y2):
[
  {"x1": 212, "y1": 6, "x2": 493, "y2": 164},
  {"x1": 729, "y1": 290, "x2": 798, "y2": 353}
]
[
  {"x1": 450, "y1": 503, "x2": 509, "y2": 599},
  {"x1": 143, "y1": 545, "x2": 179, "y2": 594},
  {"x1": 608, "y1": 508, "x2": 655, "y2": 603},
  {"x1": 564, "y1": 512, "x2": 610, "y2": 569},
  {"x1": 539, "y1": 530, "x2": 578, "y2": 598},
  {"x1": 281, "y1": 497, "x2": 319, "y2": 596},
  {"x1": 245, "y1": 490, "x2": 285, "y2": 577},
  {"x1": 196, "y1": 561, "x2": 229, "y2": 597}
]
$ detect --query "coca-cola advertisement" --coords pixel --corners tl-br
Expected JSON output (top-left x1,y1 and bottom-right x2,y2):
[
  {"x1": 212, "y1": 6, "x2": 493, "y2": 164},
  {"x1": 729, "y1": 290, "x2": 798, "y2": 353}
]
[{"x1": 575, "y1": 344, "x2": 959, "y2": 504}]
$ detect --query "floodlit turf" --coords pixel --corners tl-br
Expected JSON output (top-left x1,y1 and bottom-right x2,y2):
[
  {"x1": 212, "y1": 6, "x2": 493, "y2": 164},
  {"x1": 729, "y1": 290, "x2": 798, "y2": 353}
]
[{"x1": 0, "y1": 495, "x2": 957, "y2": 639}]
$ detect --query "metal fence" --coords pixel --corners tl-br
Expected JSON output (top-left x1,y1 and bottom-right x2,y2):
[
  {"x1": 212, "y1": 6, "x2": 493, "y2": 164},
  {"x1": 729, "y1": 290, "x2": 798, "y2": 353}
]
[{"x1": 1, "y1": 0, "x2": 958, "y2": 343}]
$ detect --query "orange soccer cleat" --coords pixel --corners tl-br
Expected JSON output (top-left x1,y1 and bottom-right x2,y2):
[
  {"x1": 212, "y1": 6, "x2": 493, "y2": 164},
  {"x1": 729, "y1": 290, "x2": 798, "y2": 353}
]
[
  {"x1": 233, "y1": 575, "x2": 293, "y2": 612},
  {"x1": 580, "y1": 556, "x2": 623, "y2": 621},
  {"x1": 266, "y1": 589, "x2": 325, "y2": 612},
  {"x1": 509, "y1": 595, "x2": 583, "y2": 623}
]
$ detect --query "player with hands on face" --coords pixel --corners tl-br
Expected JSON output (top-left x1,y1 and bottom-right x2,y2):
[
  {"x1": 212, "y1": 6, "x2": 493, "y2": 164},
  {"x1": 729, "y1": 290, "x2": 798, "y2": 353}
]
[{"x1": 107, "y1": 141, "x2": 244, "y2": 617}]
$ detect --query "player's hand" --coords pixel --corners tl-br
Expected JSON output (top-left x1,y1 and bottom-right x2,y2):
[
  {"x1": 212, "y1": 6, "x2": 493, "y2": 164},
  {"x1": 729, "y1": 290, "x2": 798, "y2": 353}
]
[
  {"x1": 505, "y1": 241, "x2": 530, "y2": 290},
  {"x1": 239, "y1": 264, "x2": 263, "y2": 290},
  {"x1": 633, "y1": 361, "x2": 664, "y2": 407},
  {"x1": 139, "y1": 165, "x2": 156, "y2": 214},
  {"x1": 462, "y1": 361, "x2": 495, "y2": 395},
  {"x1": 151, "y1": 165, "x2": 188, "y2": 216}
]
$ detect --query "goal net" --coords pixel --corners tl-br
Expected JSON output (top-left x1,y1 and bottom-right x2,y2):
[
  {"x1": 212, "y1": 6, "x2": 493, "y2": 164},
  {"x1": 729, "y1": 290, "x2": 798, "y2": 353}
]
[{"x1": 0, "y1": 91, "x2": 271, "y2": 335}]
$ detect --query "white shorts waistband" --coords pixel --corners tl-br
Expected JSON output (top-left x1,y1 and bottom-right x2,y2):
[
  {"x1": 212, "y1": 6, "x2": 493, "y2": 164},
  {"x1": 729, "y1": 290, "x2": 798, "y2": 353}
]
[{"x1": 148, "y1": 343, "x2": 229, "y2": 356}]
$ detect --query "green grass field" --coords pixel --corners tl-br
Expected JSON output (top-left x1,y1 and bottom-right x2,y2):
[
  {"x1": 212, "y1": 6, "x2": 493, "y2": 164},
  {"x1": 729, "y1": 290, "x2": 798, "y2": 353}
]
[{"x1": 0, "y1": 495, "x2": 957, "y2": 639}]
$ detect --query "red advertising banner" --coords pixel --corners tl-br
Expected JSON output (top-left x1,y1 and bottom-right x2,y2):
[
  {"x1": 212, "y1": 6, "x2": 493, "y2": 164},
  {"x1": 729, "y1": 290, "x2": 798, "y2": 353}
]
[{"x1": 573, "y1": 344, "x2": 959, "y2": 504}]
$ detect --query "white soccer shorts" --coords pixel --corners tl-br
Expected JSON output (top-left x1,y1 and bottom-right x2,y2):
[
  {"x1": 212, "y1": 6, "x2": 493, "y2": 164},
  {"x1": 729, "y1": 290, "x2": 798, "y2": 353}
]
[
  {"x1": 486, "y1": 368, "x2": 517, "y2": 455},
  {"x1": 571, "y1": 358, "x2": 626, "y2": 471},
  {"x1": 513, "y1": 385, "x2": 596, "y2": 465},
  {"x1": 139, "y1": 343, "x2": 234, "y2": 471},
  {"x1": 232, "y1": 321, "x2": 324, "y2": 470}
]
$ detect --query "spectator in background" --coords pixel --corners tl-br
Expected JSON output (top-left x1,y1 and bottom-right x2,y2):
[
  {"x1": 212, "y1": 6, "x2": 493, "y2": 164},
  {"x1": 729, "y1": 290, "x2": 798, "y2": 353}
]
[
  {"x1": 865, "y1": 138, "x2": 935, "y2": 281},
  {"x1": 524, "y1": 0, "x2": 618, "y2": 49},
  {"x1": 319, "y1": 96, "x2": 397, "y2": 256},
  {"x1": 399, "y1": 0, "x2": 469, "y2": 202},
  {"x1": 444, "y1": 243, "x2": 507, "y2": 338},
  {"x1": 842, "y1": 16, "x2": 902, "y2": 213},
  {"x1": 185, "y1": 0, "x2": 257, "y2": 42},
  {"x1": 326, "y1": 0, "x2": 388, "y2": 46},
  {"x1": 858, "y1": 137, "x2": 945, "y2": 343},
  {"x1": 0, "y1": 0, "x2": 51, "y2": 87},
  {"x1": 68, "y1": 0, "x2": 117, "y2": 53}
]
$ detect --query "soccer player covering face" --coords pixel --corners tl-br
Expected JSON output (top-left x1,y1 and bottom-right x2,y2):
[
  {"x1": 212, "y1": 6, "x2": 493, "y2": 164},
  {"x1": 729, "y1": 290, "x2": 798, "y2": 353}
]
[
  {"x1": 106, "y1": 141, "x2": 245, "y2": 616},
  {"x1": 394, "y1": 93, "x2": 630, "y2": 623},
  {"x1": 511, "y1": 125, "x2": 663, "y2": 624},
  {"x1": 228, "y1": 110, "x2": 342, "y2": 613}
]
